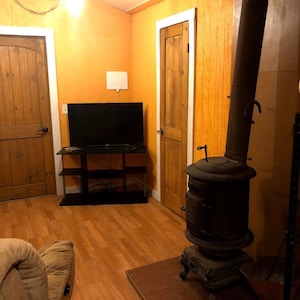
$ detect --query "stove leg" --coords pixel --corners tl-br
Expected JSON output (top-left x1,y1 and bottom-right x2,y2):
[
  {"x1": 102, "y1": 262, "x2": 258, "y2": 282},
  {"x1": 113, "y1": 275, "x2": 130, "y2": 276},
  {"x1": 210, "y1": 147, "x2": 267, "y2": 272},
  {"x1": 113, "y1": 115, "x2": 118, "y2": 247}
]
[
  {"x1": 179, "y1": 253, "x2": 190, "y2": 280},
  {"x1": 180, "y1": 264, "x2": 190, "y2": 280}
]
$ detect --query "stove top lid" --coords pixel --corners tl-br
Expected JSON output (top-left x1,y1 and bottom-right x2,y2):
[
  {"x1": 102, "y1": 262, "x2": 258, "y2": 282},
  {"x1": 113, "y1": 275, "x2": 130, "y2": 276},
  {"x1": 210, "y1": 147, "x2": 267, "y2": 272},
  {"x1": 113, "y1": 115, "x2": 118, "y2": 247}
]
[{"x1": 186, "y1": 156, "x2": 256, "y2": 181}]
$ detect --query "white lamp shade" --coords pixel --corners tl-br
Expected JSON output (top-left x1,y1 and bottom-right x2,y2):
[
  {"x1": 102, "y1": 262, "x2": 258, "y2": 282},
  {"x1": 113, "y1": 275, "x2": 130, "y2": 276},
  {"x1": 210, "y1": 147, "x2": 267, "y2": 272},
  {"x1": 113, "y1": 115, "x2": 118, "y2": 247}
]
[{"x1": 106, "y1": 71, "x2": 128, "y2": 91}]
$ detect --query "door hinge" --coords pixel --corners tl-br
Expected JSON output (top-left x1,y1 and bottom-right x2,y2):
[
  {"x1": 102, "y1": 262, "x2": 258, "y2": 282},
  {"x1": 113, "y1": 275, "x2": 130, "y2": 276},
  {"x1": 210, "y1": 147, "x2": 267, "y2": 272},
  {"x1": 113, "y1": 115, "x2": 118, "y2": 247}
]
[{"x1": 187, "y1": 43, "x2": 189, "y2": 53}]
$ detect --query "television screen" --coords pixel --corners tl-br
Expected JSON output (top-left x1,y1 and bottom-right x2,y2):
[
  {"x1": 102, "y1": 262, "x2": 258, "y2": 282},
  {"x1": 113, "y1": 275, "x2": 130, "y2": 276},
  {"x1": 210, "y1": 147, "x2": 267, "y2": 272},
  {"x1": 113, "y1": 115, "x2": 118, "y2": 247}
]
[{"x1": 67, "y1": 102, "x2": 144, "y2": 147}]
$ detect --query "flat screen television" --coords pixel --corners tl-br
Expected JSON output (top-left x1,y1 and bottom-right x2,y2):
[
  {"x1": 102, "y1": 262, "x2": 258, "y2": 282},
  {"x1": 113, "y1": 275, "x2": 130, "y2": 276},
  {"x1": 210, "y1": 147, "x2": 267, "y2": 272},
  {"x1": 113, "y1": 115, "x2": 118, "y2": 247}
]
[{"x1": 67, "y1": 102, "x2": 144, "y2": 147}]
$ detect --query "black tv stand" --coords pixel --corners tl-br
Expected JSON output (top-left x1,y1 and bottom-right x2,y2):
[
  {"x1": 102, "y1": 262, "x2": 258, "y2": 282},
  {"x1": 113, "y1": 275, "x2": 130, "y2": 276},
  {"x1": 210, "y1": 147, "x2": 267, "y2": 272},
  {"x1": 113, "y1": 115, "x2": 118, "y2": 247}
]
[
  {"x1": 57, "y1": 145, "x2": 147, "y2": 206},
  {"x1": 86, "y1": 144, "x2": 130, "y2": 150}
]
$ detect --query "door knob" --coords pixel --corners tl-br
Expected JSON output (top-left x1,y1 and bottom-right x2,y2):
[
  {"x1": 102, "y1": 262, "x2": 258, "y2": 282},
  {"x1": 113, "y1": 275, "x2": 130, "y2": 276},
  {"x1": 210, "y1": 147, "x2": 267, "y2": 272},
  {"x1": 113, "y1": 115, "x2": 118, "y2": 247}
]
[
  {"x1": 38, "y1": 127, "x2": 49, "y2": 134},
  {"x1": 157, "y1": 128, "x2": 164, "y2": 134}
]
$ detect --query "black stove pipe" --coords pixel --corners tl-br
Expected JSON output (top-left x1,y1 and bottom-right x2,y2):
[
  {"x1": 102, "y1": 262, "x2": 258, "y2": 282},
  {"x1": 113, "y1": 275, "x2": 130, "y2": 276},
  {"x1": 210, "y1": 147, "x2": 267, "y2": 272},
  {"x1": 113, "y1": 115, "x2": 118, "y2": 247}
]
[
  {"x1": 184, "y1": 0, "x2": 268, "y2": 257},
  {"x1": 225, "y1": 0, "x2": 268, "y2": 162}
]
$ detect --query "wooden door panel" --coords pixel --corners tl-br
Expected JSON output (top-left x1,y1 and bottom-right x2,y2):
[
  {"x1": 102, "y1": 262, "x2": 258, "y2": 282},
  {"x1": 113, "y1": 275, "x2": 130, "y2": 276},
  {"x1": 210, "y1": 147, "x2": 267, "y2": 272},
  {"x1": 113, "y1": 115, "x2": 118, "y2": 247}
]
[
  {"x1": 0, "y1": 36, "x2": 38, "y2": 49},
  {"x1": 165, "y1": 36, "x2": 184, "y2": 130},
  {"x1": 163, "y1": 137, "x2": 186, "y2": 214},
  {"x1": 164, "y1": 139, "x2": 184, "y2": 189},
  {"x1": 160, "y1": 21, "x2": 189, "y2": 217},
  {"x1": 0, "y1": 36, "x2": 55, "y2": 201},
  {"x1": 7, "y1": 46, "x2": 28, "y2": 124},
  {"x1": 164, "y1": 127, "x2": 183, "y2": 140},
  {"x1": 0, "y1": 47, "x2": 15, "y2": 125},
  {"x1": 0, "y1": 46, "x2": 40, "y2": 125},
  {"x1": 0, "y1": 139, "x2": 44, "y2": 185},
  {"x1": 0, "y1": 124, "x2": 42, "y2": 139}
]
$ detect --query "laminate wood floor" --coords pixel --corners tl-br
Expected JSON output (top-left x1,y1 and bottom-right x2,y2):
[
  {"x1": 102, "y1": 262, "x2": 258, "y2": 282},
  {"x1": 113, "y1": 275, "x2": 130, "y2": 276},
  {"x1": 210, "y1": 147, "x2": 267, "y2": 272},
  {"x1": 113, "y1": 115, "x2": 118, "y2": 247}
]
[{"x1": 0, "y1": 195, "x2": 191, "y2": 299}]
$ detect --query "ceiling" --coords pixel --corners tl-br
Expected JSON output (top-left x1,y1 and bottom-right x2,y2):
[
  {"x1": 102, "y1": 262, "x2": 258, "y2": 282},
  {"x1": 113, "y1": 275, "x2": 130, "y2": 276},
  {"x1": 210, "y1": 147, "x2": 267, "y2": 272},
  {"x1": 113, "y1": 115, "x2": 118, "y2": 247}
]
[{"x1": 100, "y1": 0, "x2": 150, "y2": 12}]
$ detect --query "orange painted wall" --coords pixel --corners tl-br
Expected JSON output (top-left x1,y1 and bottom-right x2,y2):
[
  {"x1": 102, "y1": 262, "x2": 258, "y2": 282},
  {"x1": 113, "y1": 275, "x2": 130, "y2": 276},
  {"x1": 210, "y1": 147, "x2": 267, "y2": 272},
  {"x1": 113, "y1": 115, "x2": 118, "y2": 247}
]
[
  {"x1": 1, "y1": 0, "x2": 132, "y2": 148},
  {"x1": 1, "y1": 0, "x2": 232, "y2": 195}
]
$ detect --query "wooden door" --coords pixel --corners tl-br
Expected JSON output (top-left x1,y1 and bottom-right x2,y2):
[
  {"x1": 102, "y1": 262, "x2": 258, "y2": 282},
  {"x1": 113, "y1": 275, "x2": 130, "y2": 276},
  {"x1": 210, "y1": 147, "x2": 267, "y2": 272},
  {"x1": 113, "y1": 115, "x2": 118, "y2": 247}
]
[
  {"x1": 160, "y1": 21, "x2": 189, "y2": 218},
  {"x1": 0, "y1": 35, "x2": 56, "y2": 201}
]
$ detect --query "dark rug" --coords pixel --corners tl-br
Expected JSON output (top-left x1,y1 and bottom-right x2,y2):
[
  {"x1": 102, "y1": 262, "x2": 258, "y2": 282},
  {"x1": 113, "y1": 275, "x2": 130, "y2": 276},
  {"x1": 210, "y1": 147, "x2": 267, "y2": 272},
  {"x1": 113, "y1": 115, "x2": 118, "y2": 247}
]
[
  {"x1": 126, "y1": 257, "x2": 256, "y2": 300},
  {"x1": 59, "y1": 191, "x2": 147, "y2": 206}
]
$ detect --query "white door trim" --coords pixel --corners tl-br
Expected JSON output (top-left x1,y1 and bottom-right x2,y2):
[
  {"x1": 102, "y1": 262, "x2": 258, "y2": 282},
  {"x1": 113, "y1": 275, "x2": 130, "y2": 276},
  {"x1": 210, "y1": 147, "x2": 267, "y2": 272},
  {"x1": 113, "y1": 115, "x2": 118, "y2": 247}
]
[
  {"x1": 155, "y1": 8, "x2": 196, "y2": 201},
  {"x1": 0, "y1": 26, "x2": 63, "y2": 196}
]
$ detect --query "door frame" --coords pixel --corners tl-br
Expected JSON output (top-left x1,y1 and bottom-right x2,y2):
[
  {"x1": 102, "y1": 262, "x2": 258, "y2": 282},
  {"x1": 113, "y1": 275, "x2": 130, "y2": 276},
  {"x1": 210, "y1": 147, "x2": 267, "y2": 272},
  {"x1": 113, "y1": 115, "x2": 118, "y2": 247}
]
[
  {"x1": 155, "y1": 8, "x2": 196, "y2": 201},
  {"x1": 0, "y1": 26, "x2": 63, "y2": 196}
]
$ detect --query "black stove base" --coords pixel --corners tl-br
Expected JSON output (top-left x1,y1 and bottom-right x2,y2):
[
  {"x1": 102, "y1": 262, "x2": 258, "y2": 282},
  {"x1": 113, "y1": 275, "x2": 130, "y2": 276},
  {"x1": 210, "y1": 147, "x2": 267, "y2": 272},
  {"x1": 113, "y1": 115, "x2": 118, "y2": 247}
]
[{"x1": 180, "y1": 245, "x2": 252, "y2": 290}]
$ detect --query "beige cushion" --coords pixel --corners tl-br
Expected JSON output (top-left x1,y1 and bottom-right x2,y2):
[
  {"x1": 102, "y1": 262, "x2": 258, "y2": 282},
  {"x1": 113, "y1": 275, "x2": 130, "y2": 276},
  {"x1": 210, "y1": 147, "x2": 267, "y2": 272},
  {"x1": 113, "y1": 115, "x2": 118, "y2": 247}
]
[
  {"x1": 0, "y1": 238, "x2": 48, "y2": 300},
  {"x1": 38, "y1": 241, "x2": 74, "y2": 300},
  {"x1": 0, "y1": 268, "x2": 26, "y2": 300}
]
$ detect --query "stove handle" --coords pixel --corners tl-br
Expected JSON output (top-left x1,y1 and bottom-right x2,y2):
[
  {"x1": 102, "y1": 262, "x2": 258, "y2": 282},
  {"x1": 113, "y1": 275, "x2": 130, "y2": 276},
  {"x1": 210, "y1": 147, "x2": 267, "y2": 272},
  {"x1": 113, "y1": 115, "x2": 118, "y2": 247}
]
[
  {"x1": 244, "y1": 99, "x2": 262, "y2": 124},
  {"x1": 197, "y1": 144, "x2": 208, "y2": 161}
]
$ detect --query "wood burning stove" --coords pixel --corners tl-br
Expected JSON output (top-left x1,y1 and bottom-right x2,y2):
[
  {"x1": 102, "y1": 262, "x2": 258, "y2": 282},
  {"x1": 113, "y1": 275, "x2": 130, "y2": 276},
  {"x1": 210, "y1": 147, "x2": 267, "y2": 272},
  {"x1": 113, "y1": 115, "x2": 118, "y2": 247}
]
[
  {"x1": 185, "y1": 157, "x2": 256, "y2": 258},
  {"x1": 180, "y1": 0, "x2": 268, "y2": 289}
]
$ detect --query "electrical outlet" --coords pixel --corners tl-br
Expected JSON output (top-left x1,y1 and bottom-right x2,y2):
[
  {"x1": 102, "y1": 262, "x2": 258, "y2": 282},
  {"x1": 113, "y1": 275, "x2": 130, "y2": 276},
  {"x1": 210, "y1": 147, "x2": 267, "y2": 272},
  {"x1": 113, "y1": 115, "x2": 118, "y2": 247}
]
[{"x1": 62, "y1": 104, "x2": 68, "y2": 114}]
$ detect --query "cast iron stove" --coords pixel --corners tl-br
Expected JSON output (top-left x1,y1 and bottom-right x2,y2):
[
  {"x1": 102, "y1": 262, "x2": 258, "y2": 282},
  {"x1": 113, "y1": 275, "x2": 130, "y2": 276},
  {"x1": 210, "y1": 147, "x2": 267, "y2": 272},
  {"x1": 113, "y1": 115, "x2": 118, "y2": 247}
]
[{"x1": 180, "y1": 0, "x2": 268, "y2": 289}]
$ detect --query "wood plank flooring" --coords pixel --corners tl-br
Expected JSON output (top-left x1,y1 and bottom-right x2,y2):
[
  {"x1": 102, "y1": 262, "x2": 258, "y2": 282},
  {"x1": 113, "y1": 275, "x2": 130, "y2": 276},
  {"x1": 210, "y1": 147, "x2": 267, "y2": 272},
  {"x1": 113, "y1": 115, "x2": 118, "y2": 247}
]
[{"x1": 0, "y1": 195, "x2": 192, "y2": 299}]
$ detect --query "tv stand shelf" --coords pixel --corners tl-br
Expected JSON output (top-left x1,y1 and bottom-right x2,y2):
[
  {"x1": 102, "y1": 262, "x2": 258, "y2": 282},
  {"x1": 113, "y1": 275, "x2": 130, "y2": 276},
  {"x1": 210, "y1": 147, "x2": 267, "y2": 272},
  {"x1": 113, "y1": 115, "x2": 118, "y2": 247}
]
[{"x1": 57, "y1": 145, "x2": 147, "y2": 206}]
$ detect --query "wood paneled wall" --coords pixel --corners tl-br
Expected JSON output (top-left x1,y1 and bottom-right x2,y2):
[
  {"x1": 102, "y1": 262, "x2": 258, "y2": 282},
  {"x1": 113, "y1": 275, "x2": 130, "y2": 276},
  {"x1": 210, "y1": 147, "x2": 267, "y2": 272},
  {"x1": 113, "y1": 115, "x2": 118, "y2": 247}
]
[
  {"x1": 132, "y1": 0, "x2": 300, "y2": 258},
  {"x1": 193, "y1": 1, "x2": 232, "y2": 161},
  {"x1": 132, "y1": 0, "x2": 233, "y2": 190},
  {"x1": 245, "y1": 0, "x2": 300, "y2": 257}
]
